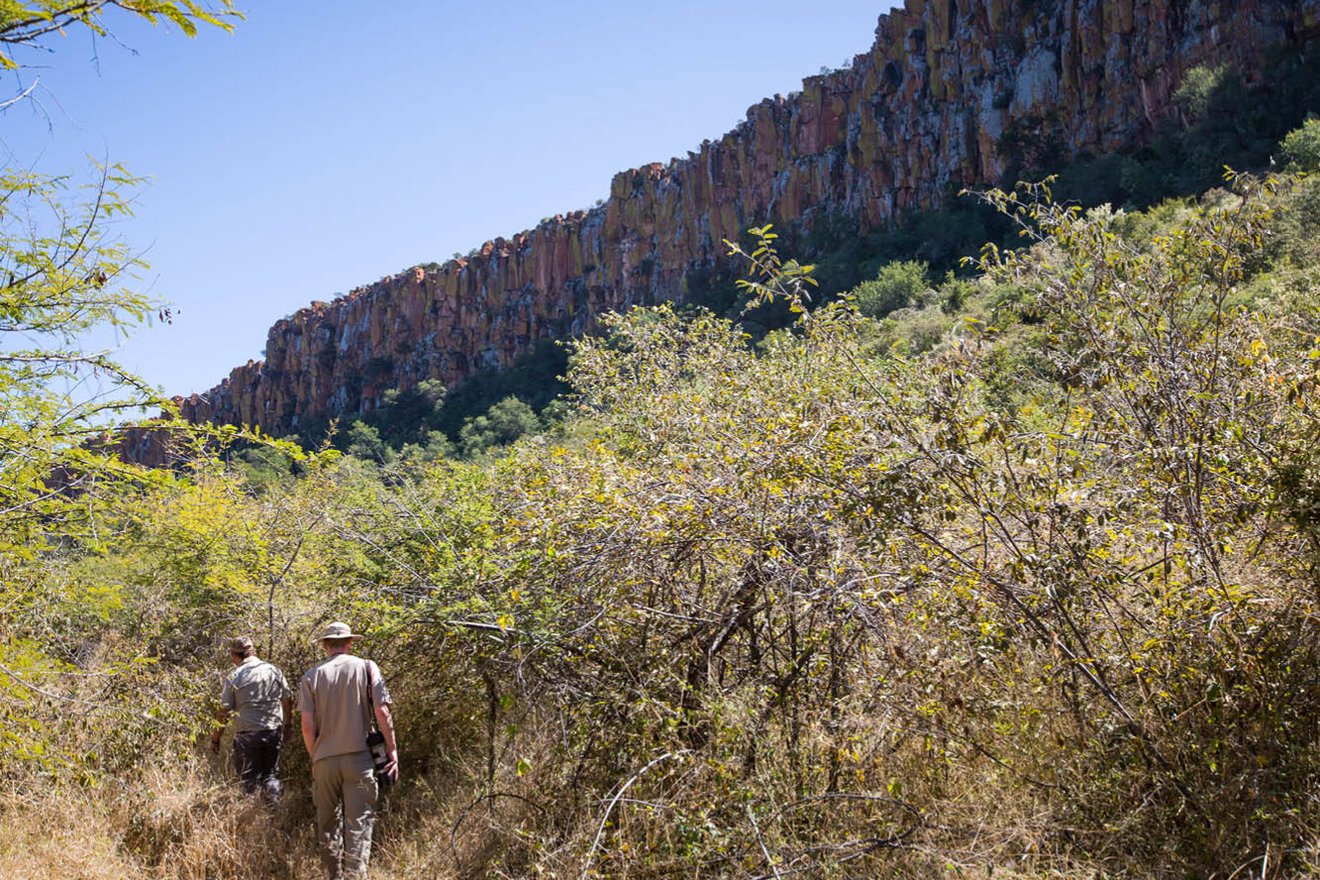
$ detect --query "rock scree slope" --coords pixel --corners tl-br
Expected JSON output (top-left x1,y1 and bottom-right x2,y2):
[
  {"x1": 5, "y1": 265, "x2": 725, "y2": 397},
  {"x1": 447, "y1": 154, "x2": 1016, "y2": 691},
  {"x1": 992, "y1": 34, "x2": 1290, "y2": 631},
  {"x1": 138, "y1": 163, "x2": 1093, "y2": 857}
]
[{"x1": 143, "y1": 0, "x2": 1320, "y2": 454}]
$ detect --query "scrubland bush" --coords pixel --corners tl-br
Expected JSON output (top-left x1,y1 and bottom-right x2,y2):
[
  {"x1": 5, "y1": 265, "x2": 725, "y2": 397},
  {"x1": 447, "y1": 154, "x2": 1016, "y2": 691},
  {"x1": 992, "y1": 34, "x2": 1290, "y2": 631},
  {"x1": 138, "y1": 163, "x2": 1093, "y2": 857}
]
[
  {"x1": 866, "y1": 303, "x2": 954, "y2": 355},
  {"x1": 850, "y1": 259, "x2": 930, "y2": 318},
  {"x1": 1281, "y1": 118, "x2": 1320, "y2": 172}
]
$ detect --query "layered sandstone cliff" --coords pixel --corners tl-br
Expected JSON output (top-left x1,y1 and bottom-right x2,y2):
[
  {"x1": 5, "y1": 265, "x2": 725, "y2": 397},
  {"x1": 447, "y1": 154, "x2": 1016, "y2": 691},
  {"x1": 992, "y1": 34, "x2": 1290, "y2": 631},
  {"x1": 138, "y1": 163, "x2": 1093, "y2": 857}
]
[{"x1": 168, "y1": 0, "x2": 1320, "y2": 439}]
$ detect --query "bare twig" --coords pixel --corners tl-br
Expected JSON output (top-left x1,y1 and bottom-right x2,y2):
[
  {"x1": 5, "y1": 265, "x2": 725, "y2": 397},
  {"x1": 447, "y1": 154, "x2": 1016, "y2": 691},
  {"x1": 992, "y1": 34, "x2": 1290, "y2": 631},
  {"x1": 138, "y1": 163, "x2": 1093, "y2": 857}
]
[{"x1": 580, "y1": 750, "x2": 690, "y2": 878}]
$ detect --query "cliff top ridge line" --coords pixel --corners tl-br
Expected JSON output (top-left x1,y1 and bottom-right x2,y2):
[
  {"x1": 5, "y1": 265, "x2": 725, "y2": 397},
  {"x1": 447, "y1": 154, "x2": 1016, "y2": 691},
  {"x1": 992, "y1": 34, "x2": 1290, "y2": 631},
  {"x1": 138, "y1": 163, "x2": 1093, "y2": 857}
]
[{"x1": 147, "y1": 0, "x2": 1318, "y2": 454}]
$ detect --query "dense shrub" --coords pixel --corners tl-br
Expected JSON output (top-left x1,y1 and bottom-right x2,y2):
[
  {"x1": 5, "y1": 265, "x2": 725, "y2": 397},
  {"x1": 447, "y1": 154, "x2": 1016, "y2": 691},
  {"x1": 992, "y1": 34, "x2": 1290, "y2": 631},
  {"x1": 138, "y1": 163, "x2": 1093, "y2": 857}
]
[
  {"x1": 458, "y1": 396, "x2": 541, "y2": 458},
  {"x1": 850, "y1": 259, "x2": 929, "y2": 318},
  {"x1": 1173, "y1": 64, "x2": 1229, "y2": 122},
  {"x1": 1282, "y1": 118, "x2": 1320, "y2": 172}
]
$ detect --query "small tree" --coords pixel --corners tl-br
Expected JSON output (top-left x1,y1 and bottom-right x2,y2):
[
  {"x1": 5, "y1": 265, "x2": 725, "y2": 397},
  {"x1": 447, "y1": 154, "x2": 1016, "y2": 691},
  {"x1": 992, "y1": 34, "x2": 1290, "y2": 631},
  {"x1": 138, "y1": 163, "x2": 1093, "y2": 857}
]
[
  {"x1": 1173, "y1": 65, "x2": 1228, "y2": 124},
  {"x1": 0, "y1": 0, "x2": 240, "y2": 776},
  {"x1": 0, "y1": 2, "x2": 239, "y2": 548},
  {"x1": 1280, "y1": 118, "x2": 1320, "y2": 172},
  {"x1": 850, "y1": 259, "x2": 929, "y2": 318},
  {"x1": 345, "y1": 421, "x2": 391, "y2": 464},
  {"x1": 459, "y1": 397, "x2": 541, "y2": 458}
]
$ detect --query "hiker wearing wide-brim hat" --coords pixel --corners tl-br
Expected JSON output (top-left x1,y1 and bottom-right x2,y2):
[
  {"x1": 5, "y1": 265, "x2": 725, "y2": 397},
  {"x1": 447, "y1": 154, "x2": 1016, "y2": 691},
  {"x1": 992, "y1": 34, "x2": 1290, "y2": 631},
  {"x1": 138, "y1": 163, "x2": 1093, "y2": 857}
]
[
  {"x1": 298, "y1": 621, "x2": 398, "y2": 879},
  {"x1": 316, "y1": 621, "x2": 361, "y2": 641}
]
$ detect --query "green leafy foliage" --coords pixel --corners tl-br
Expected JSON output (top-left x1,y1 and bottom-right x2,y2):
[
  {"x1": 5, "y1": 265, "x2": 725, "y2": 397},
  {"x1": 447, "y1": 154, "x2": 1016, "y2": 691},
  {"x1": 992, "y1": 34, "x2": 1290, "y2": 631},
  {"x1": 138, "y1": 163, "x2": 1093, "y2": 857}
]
[
  {"x1": 0, "y1": 0, "x2": 300, "y2": 783},
  {"x1": 1172, "y1": 64, "x2": 1230, "y2": 122},
  {"x1": 1281, "y1": 117, "x2": 1320, "y2": 172},
  {"x1": 0, "y1": 1, "x2": 238, "y2": 70},
  {"x1": 0, "y1": 0, "x2": 237, "y2": 68},
  {"x1": 432, "y1": 338, "x2": 567, "y2": 438},
  {"x1": 849, "y1": 258, "x2": 929, "y2": 318},
  {"x1": 345, "y1": 420, "x2": 390, "y2": 463},
  {"x1": 1013, "y1": 50, "x2": 1320, "y2": 212},
  {"x1": 457, "y1": 396, "x2": 541, "y2": 458},
  {"x1": 0, "y1": 163, "x2": 186, "y2": 554},
  {"x1": 794, "y1": 200, "x2": 1004, "y2": 296}
]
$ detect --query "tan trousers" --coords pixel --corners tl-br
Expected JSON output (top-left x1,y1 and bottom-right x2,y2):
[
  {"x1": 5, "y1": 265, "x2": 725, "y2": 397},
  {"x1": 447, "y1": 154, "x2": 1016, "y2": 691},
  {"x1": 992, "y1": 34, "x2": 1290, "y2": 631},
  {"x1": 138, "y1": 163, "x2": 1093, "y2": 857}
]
[{"x1": 312, "y1": 751, "x2": 379, "y2": 880}]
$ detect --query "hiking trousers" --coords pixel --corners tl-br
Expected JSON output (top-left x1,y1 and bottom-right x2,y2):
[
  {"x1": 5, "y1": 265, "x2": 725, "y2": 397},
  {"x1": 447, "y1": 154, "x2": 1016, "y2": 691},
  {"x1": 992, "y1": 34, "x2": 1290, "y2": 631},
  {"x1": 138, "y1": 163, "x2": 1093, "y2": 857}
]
[
  {"x1": 312, "y1": 750, "x2": 379, "y2": 880},
  {"x1": 233, "y1": 727, "x2": 282, "y2": 802}
]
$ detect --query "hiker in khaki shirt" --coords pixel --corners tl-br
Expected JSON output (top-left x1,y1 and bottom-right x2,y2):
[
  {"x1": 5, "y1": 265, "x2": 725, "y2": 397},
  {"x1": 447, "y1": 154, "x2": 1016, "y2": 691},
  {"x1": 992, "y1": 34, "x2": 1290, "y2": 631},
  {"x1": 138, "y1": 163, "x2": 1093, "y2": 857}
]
[
  {"x1": 212, "y1": 636, "x2": 294, "y2": 803},
  {"x1": 299, "y1": 621, "x2": 398, "y2": 880}
]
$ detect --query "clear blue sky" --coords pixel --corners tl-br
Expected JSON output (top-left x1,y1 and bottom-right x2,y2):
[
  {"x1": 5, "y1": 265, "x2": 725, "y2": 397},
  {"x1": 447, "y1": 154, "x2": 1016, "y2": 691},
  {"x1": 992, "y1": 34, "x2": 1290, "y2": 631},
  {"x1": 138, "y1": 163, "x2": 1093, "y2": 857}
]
[{"x1": 3, "y1": 2, "x2": 895, "y2": 398}]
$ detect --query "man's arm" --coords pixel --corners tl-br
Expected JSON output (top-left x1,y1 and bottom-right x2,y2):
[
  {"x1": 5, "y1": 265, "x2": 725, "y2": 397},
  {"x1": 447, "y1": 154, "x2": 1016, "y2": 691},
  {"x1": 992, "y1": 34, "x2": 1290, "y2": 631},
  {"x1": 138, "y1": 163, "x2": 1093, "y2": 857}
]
[
  {"x1": 210, "y1": 706, "x2": 230, "y2": 753},
  {"x1": 301, "y1": 710, "x2": 317, "y2": 757},
  {"x1": 212, "y1": 673, "x2": 237, "y2": 752},
  {"x1": 373, "y1": 702, "x2": 399, "y2": 781}
]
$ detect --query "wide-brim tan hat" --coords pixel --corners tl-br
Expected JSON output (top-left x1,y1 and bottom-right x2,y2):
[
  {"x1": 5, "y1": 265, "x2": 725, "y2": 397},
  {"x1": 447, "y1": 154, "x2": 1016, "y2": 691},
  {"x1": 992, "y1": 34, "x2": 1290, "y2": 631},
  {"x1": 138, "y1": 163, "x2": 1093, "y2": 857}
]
[{"x1": 317, "y1": 621, "x2": 360, "y2": 640}]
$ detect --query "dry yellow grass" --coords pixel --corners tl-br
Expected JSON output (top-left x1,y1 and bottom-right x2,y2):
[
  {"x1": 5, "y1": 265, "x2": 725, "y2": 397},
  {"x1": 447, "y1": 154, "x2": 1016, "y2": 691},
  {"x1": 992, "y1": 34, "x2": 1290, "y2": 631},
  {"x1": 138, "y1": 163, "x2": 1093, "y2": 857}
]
[
  {"x1": 0, "y1": 761, "x2": 478, "y2": 880},
  {"x1": 0, "y1": 759, "x2": 1241, "y2": 879},
  {"x1": 0, "y1": 795, "x2": 137, "y2": 880},
  {"x1": 0, "y1": 765, "x2": 319, "y2": 880}
]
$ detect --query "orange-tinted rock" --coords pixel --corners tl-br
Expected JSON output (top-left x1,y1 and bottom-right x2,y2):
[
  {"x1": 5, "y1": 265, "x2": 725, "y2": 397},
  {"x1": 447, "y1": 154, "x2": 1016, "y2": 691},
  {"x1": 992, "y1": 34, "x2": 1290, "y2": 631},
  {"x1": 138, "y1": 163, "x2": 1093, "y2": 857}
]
[{"x1": 136, "y1": 0, "x2": 1319, "y2": 452}]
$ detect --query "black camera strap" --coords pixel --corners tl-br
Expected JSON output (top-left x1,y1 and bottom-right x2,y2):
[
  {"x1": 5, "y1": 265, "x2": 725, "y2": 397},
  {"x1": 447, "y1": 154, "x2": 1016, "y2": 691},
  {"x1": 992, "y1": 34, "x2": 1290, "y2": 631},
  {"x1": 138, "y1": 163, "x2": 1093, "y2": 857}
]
[{"x1": 362, "y1": 657, "x2": 380, "y2": 734}]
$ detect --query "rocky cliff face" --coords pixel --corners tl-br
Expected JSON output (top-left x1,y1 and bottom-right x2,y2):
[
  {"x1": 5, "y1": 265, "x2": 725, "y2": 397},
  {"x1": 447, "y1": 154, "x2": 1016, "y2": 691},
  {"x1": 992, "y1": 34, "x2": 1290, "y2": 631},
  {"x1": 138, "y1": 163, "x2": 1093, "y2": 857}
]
[{"x1": 167, "y1": 0, "x2": 1320, "y2": 441}]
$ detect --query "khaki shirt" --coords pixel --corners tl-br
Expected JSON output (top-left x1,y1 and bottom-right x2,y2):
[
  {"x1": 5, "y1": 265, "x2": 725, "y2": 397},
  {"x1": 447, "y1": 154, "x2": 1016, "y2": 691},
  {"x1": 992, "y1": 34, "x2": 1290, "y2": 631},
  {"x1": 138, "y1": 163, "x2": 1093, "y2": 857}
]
[
  {"x1": 298, "y1": 654, "x2": 391, "y2": 763},
  {"x1": 220, "y1": 656, "x2": 292, "y2": 733}
]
